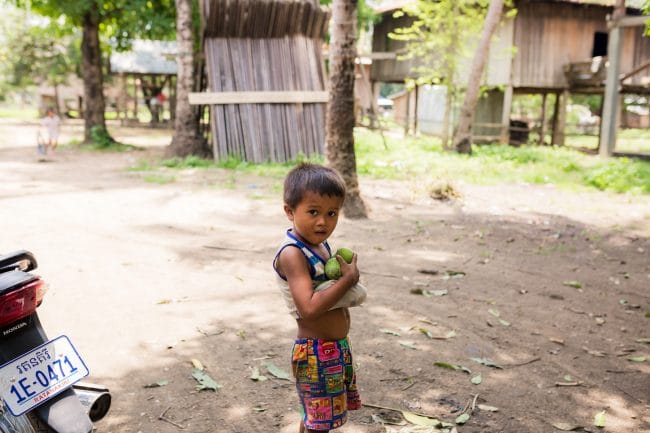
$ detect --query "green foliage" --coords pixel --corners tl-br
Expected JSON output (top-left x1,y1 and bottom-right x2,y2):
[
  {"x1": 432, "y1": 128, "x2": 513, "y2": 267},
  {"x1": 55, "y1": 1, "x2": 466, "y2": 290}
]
[
  {"x1": 90, "y1": 125, "x2": 116, "y2": 147},
  {"x1": 583, "y1": 158, "x2": 650, "y2": 194},
  {"x1": 319, "y1": 0, "x2": 379, "y2": 32},
  {"x1": 0, "y1": 106, "x2": 39, "y2": 120},
  {"x1": 161, "y1": 155, "x2": 215, "y2": 169},
  {"x1": 18, "y1": 0, "x2": 176, "y2": 49},
  {"x1": 354, "y1": 128, "x2": 650, "y2": 194},
  {"x1": 0, "y1": 6, "x2": 78, "y2": 93},
  {"x1": 85, "y1": 125, "x2": 136, "y2": 151},
  {"x1": 143, "y1": 174, "x2": 176, "y2": 184},
  {"x1": 390, "y1": 1, "x2": 495, "y2": 86}
]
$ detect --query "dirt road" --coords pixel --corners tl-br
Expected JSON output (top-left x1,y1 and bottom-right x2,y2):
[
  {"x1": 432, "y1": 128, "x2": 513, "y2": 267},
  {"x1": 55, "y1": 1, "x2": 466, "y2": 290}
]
[{"x1": 0, "y1": 119, "x2": 649, "y2": 433}]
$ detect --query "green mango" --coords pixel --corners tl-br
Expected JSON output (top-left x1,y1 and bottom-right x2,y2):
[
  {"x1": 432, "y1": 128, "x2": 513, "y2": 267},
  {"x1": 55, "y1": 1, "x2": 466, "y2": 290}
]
[
  {"x1": 336, "y1": 247, "x2": 354, "y2": 264},
  {"x1": 325, "y1": 257, "x2": 342, "y2": 280}
]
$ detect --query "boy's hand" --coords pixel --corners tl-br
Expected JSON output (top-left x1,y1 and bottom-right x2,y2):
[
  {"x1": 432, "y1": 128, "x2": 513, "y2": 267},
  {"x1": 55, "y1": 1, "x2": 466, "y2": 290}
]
[{"x1": 337, "y1": 253, "x2": 359, "y2": 287}]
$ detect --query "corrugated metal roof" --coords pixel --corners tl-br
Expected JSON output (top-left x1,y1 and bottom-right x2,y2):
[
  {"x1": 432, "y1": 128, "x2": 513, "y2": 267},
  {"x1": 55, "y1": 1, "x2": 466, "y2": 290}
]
[{"x1": 110, "y1": 40, "x2": 177, "y2": 75}]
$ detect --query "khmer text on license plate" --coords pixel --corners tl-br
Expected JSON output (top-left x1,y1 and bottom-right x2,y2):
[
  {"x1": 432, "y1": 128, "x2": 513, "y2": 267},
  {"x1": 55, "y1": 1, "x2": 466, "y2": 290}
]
[{"x1": 0, "y1": 335, "x2": 89, "y2": 416}]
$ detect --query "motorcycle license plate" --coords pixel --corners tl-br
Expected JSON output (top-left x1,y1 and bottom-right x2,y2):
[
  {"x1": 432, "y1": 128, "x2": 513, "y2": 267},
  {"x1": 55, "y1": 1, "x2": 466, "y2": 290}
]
[{"x1": 0, "y1": 335, "x2": 89, "y2": 416}]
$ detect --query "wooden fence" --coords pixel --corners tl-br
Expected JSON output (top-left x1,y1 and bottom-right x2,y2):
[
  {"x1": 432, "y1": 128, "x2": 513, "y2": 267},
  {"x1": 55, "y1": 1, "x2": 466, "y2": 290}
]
[{"x1": 199, "y1": 0, "x2": 331, "y2": 162}]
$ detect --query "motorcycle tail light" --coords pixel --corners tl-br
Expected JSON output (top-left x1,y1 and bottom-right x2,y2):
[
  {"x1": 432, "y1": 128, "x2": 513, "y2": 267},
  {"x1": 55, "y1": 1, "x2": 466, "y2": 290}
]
[{"x1": 0, "y1": 279, "x2": 43, "y2": 327}]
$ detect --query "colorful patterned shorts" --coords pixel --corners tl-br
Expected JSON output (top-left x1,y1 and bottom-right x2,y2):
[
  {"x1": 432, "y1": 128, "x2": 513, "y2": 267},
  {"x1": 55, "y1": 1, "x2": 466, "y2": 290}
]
[{"x1": 292, "y1": 337, "x2": 361, "y2": 431}]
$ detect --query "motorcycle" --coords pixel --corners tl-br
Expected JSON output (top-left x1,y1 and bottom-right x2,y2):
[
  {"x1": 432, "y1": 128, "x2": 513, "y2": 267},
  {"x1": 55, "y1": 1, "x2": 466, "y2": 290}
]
[{"x1": 0, "y1": 250, "x2": 111, "y2": 433}]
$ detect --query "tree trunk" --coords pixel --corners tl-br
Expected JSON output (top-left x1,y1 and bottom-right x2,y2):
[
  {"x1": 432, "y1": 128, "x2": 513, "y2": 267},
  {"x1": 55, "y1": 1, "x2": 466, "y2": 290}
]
[
  {"x1": 81, "y1": 6, "x2": 108, "y2": 143},
  {"x1": 167, "y1": 0, "x2": 210, "y2": 158},
  {"x1": 326, "y1": 0, "x2": 368, "y2": 219},
  {"x1": 441, "y1": 84, "x2": 452, "y2": 149},
  {"x1": 452, "y1": 0, "x2": 505, "y2": 154}
]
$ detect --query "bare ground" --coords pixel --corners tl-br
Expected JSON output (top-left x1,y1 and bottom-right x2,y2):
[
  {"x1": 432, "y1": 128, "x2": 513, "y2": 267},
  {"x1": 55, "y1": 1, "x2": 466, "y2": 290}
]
[{"x1": 0, "y1": 119, "x2": 649, "y2": 433}]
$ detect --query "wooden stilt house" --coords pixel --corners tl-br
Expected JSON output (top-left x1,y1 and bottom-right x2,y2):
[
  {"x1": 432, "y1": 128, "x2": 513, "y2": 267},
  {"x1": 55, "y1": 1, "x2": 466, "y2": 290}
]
[
  {"x1": 191, "y1": 0, "x2": 330, "y2": 163},
  {"x1": 368, "y1": 0, "x2": 650, "y2": 147}
]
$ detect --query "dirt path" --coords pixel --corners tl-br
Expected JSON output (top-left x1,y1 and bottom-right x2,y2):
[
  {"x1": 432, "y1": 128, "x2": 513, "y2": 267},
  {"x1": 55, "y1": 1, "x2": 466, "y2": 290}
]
[{"x1": 0, "y1": 119, "x2": 649, "y2": 433}]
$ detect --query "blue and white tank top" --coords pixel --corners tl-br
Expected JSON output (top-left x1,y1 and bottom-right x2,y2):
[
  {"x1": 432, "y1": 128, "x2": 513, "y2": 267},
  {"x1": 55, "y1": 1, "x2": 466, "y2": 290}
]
[{"x1": 273, "y1": 229, "x2": 331, "y2": 318}]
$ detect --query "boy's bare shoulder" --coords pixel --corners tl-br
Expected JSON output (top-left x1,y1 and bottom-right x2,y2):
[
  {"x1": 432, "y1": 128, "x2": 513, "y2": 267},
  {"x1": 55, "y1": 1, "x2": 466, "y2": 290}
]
[{"x1": 277, "y1": 245, "x2": 307, "y2": 272}]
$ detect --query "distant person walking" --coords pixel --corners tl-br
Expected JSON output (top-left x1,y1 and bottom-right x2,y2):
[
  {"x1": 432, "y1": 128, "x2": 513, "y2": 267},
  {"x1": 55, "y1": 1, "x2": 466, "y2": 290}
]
[{"x1": 40, "y1": 107, "x2": 61, "y2": 155}]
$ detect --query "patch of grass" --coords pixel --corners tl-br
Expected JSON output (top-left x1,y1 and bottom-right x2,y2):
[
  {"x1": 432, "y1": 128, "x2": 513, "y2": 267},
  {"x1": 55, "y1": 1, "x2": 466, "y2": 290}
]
[
  {"x1": 0, "y1": 106, "x2": 38, "y2": 120},
  {"x1": 583, "y1": 157, "x2": 650, "y2": 193},
  {"x1": 152, "y1": 153, "x2": 323, "y2": 179},
  {"x1": 143, "y1": 174, "x2": 176, "y2": 184},
  {"x1": 128, "y1": 159, "x2": 156, "y2": 172},
  {"x1": 127, "y1": 126, "x2": 650, "y2": 195},
  {"x1": 354, "y1": 128, "x2": 650, "y2": 194},
  {"x1": 82, "y1": 126, "x2": 140, "y2": 152}
]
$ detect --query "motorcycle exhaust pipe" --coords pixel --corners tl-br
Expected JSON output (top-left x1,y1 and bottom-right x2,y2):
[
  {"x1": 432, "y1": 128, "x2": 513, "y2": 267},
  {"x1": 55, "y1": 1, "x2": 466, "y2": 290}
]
[{"x1": 72, "y1": 382, "x2": 112, "y2": 422}]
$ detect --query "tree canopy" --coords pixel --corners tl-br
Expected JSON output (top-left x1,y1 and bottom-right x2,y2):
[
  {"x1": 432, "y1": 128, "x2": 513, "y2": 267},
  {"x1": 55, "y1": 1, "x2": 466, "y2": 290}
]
[
  {"x1": 15, "y1": 0, "x2": 176, "y2": 48},
  {"x1": 0, "y1": 8, "x2": 78, "y2": 96}
]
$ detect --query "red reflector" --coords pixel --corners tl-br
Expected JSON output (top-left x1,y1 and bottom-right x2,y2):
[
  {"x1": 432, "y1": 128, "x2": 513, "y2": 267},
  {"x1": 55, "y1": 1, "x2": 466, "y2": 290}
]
[{"x1": 0, "y1": 279, "x2": 42, "y2": 327}]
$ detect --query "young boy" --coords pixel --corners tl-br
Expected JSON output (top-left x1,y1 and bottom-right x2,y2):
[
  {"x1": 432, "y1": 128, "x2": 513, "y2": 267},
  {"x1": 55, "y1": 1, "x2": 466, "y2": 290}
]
[
  {"x1": 40, "y1": 107, "x2": 60, "y2": 155},
  {"x1": 273, "y1": 163, "x2": 363, "y2": 432}
]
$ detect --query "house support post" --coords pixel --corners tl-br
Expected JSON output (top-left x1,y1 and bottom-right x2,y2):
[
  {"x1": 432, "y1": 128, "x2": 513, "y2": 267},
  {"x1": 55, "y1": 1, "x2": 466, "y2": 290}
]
[
  {"x1": 413, "y1": 84, "x2": 419, "y2": 135},
  {"x1": 500, "y1": 84, "x2": 513, "y2": 144},
  {"x1": 539, "y1": 92, "x2": 548, "y2": 145},
  {"x1": 599, "y1": 18, "x2": 623, "y2": 156},
  {"x1": 404, "y1": 90, "x2": 411, "y2": 136},
  {"x1": 552, "y1": 90, "x2": 569, "y2": 146}
]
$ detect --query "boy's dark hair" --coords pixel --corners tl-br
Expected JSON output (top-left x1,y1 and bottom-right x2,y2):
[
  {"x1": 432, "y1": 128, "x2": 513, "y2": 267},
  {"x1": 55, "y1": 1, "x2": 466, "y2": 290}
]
[{"x1": 284, "y1": 163, "x2": 346, "y2": 208}]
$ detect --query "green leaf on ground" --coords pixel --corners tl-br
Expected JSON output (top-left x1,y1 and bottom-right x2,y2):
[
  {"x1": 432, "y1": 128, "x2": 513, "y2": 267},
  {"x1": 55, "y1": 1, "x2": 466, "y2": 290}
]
[
  {"x1": 400, "y1": 341, "x2": 418, "y2": 350},
  {"x1": 594, "y1": 410, "x2": 606, "y2": 428},
  {"x1": 627, "y1": 355, "x2": 647, "y2": 362},
  {"x1": 380, "y1": 328, "x2": 401, "y2": 336},
  {"x1": 499, "y1": 319, "x2": 511, "y2": 327},
  {"x1": 191, "y1": 358, "x2": 204, "y2": 370},
  {"x1": 410, "y1": 288, "x2": 432, "y2": 297},
  {"x1": 250, "y1": 367, "x2": 268, "y2": 381},
  {"x1": 455, "y1": 413, "x2": 470, "y2": 424},
  {"x1": 434, "y1": 361, "x2": 471, "y2": 374},
  {"x1": 410, "y1": 288, "x2": 449, "y2": 297},
  {"x1": 563, "y1": 280, "x2": 582, "y2": 289},
  {"x1": 402, "y1": 411, "x2": 442, "y2": 427},
  {"x1": 143, "y1": 380, "x2": 169, "y2": 388},
  {"x1": 419, "y1": 328, "x2": 433, "y2": 338},
  {"x1": 645, "y1": 311, "x2": 650, "y2": 318},
  {"x1": 265, "y1": 362, "x2": 291, "y2": 380},
  {"x1": 470, "y1": 357, "x2": 504, "y2": 369},
  {"x1": 443, "y1": 330, "x2": 457, "y2": 339},
  {"x1": 471, "y1": 374, "x2": 482, "y2": 385},
  {"x1": 192, "y1": 369, "x2": 221, "y2": 391},
  {"x1": 488, "y1": 309, "x2": 501, "y2": 317},
  {"x1": 445, "y1": 270, "x2": 466, "y2": 279}
]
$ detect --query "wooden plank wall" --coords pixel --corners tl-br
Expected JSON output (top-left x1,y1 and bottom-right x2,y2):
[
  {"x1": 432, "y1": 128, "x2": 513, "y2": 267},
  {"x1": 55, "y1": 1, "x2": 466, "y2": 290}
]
[
  {"x1": 513, "y1": 2, "x2": 607, "y2": 89},
  {"x1": 513, "y1": 1, "x2": 650, "y2": 89},
  {"x1": 370, "y1": 14, "x2": 419, "y2": 82},
  {"x1": 202, "y1": 0, "x2": 330, "y2": 163}
]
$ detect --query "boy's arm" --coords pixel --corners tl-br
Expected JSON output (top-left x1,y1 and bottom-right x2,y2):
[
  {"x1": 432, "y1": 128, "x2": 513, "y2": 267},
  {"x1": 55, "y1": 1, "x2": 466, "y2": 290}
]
[{"x1": 278, "y1": 247, "x2": 359, "y2": 320}]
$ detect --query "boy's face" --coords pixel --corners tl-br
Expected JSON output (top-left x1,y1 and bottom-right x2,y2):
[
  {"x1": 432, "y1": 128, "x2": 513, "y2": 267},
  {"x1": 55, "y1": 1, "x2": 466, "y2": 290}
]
[{"x1": 284, "y1": 191, "x2": 344, "y2": 247}]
